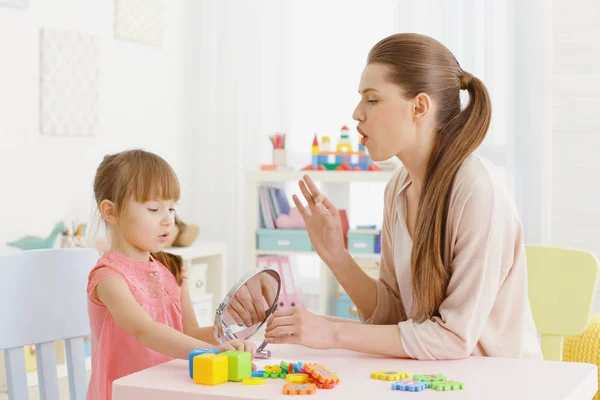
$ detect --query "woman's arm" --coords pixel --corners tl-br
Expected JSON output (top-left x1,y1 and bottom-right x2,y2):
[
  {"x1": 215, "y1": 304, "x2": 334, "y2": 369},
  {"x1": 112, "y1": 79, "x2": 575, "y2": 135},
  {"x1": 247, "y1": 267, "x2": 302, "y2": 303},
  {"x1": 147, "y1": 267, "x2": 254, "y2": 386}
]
[
  {"x1": 334, "y1": 322, "x2": 409, "y2": 358},
  {"x1": 265, "y1": 307, "x2": 409, "y2": 357}
]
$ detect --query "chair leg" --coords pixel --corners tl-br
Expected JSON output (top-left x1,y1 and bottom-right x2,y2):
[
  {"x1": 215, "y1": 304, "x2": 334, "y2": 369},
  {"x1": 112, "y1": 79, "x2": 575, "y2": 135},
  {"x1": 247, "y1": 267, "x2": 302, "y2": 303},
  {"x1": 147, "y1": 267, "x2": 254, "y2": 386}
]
[{"x1": 542, "y1": 334, "x2": 564, "y2": 361}]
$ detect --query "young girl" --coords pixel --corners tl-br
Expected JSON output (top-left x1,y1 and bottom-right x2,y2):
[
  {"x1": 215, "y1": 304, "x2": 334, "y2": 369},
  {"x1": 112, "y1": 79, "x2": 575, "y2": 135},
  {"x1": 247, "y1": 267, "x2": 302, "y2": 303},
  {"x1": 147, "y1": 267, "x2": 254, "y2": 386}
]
[
  {"x1": 87, "y1": 149, "x2": 256, "y2": 400},
  {"x1": 264, "y1": 33, "x2": 543, "y2": 360}
]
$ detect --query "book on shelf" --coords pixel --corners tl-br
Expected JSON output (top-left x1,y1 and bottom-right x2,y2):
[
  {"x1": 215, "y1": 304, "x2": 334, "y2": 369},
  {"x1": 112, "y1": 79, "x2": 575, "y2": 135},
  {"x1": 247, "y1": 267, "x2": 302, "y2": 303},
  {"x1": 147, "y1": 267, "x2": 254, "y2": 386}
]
[{"x1": 259, "y1": 186, "x2": 291, "y2": 229}]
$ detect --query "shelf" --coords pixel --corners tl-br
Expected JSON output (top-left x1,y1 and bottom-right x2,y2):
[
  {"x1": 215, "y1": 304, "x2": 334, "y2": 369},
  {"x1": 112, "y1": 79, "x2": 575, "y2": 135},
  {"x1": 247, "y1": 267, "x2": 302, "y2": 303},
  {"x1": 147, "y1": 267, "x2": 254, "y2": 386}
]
[
  {"x1": 248, "y1": 170, "x2": 397, "y2": 183},
  {"x1": 254, "y1": 249, "x2": 381, "y2": 262}
]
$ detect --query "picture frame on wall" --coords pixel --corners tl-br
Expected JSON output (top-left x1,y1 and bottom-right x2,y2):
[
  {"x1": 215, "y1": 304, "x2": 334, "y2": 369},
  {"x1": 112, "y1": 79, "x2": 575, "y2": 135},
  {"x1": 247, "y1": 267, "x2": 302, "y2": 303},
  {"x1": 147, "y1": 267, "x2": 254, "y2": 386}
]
[{"x1": 0, "y1": 0, "x2": 28, "y2": 8}]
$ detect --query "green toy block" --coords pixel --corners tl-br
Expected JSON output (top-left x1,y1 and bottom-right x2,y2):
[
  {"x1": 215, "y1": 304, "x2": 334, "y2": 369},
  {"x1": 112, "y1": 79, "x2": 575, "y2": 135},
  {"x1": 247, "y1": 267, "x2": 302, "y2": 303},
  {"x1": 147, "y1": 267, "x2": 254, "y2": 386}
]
[
  {"x1": 266, "y1": 372, "x2": 287, "y2": 379},
  {"x1": 193, "y1": 353, "x2": 228, "y2": 385},
  {"x1": 221, "y1": 351, "x2": 252, "y2": 382},
  {"x1": 413, "y1": 374, "x2": 446, "y2": 383},
  {"x1": 430, "y1": 380, "x2": 465, "y2": 391}
]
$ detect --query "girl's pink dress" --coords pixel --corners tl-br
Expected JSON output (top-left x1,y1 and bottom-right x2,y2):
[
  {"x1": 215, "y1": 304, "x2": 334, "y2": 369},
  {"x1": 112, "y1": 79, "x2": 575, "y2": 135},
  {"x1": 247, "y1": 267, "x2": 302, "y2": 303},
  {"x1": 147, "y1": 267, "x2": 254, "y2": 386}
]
[{"x1": 86, "y1": 252, "x2": 183, "y2": 400}]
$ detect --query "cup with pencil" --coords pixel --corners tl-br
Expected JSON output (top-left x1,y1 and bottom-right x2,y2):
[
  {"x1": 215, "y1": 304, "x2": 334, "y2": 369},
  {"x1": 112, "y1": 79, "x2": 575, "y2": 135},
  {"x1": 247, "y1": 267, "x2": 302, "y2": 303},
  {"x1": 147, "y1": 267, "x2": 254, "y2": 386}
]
[{"x1": 270, "y1": 133, "x2": 287, "y2": 169}]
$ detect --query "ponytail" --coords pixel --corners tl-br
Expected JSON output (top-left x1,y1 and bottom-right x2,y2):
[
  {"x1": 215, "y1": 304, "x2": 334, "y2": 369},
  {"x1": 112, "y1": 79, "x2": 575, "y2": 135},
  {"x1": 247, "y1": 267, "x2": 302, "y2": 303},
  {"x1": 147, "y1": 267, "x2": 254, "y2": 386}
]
[
  {"x1": 152, "y1": 251, "x2": 184, "y2": 286},
  {"x1": 411, "y1": 70, "x2": 492, "y2": 322}
]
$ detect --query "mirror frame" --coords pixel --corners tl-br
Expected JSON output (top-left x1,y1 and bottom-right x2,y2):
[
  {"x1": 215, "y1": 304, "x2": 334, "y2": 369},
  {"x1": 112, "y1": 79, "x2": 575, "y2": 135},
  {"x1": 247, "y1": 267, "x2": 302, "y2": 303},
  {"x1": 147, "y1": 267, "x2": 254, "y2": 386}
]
[{"x1": 213, "y1": 265, "x2": 281, "y2": 359}]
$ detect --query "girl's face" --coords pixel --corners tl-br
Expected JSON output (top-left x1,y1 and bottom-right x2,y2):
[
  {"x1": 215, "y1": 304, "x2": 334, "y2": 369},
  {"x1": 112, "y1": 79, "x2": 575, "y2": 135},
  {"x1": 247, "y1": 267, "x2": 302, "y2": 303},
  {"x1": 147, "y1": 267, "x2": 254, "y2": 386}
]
[
  {"x1": 352, "y1": 63, "x2": 419, "y2": 162},
  {"x1": 118, "y1": 198, "x2": 177, "y2": 254}
]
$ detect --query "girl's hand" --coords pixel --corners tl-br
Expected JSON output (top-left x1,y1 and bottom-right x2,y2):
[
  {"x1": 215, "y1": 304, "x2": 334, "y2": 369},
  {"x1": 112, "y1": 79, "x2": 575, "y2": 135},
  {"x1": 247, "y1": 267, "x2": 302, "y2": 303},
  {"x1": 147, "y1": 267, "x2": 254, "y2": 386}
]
[
  {"x1": 264, "y1": 306, "x2": 336, "y2": 349},
  {"x1": 293, "y1": 175, "x2": 346, "y2": 264},
  {"x1": 217, "y1": 339, "x2": 257, "y2": 358}
]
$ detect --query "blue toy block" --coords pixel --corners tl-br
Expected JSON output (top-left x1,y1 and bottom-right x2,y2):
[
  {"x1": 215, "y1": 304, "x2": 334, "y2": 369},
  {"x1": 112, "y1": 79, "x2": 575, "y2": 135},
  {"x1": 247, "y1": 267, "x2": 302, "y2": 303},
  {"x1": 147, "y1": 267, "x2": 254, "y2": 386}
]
[
  {"x1": 189, "y1": 348, "x2": 219, "y2": 378},
  {"x1": 392, "y1": 380, "x2": 430, "y2": 392},
  {"x1": 252, "y1": 370, "x2": 266, "y2": 378}
]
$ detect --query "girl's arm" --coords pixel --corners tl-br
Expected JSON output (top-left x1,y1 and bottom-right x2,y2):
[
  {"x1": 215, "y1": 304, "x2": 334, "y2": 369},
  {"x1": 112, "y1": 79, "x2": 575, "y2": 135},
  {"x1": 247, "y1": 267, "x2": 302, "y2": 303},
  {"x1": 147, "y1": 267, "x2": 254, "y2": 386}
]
[
  {"x1": 180, "y1": 277, "x2": 219, "y2": 345},
  {"x1": 97, "y1": 277, "x2": 216, "y2": 359}
]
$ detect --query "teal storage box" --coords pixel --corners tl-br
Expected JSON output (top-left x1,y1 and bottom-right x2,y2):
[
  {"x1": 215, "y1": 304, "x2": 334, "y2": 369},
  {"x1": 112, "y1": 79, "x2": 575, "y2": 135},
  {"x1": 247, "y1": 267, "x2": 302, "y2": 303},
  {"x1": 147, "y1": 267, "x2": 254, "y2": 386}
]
[
  {"x1": 335, "y1": 293, "x2": 359, "y2": 321},
  {"x1": 347, "y1": 229, "x2": 379, "y2": 254},
  {"x1": 256, "y1": 229, "x2": 313, "y2": 252}
]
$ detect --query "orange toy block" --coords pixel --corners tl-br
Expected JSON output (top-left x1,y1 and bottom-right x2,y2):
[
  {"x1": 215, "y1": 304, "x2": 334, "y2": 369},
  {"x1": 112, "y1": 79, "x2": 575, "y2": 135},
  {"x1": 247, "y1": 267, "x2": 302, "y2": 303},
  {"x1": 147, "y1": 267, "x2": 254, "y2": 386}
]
[
  {"x1": 283, "y1": 383, "x2": 317, "y2": 395},
  {"x1": 192, "y1": 353, "x2": 228, "y2": 386},
  {"x1": 304, "y1": 363, "x2": 340, "y2": 384}
]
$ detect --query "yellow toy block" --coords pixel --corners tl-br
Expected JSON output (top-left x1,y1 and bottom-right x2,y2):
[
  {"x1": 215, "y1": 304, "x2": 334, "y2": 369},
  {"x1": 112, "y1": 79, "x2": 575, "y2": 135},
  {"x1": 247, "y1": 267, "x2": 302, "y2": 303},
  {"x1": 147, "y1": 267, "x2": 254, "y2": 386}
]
[
  {"x1": 243, "y1": 377, "x2": 266, "y2": 385},
  {"x1": 193, "y1": 353, "x2": 228, "y2": 385},
  {"x1": 286, "y1": 373, "x2": 309, "y2": 383}
]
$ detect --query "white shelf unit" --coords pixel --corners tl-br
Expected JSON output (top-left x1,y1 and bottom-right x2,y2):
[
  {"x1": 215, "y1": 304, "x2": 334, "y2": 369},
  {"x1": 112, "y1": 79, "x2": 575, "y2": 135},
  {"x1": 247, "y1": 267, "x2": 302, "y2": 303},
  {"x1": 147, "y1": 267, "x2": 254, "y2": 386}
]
[{"x1": 245, "y1": 170, "x2": 396, "y2": 315}]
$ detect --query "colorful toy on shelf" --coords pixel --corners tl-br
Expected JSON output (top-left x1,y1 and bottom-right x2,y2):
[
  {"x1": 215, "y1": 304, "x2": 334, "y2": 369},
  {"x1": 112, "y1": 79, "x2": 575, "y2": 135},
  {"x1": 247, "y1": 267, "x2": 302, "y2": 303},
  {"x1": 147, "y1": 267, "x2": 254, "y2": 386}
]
[
  {"x1": 370, "y1": 370, "x2": 409, "y2": 381},
  {"x1": 391, "y1": 380, "x2": 430, "y2": 392},
  {"x1": 429, "y1": 380, "x2": 465, "y2": 391},
  {"x1": 7, "y1": 221, "x2": 66, "y2": 250},
  {"x1": 192, "y1": 353, "x2": 228, "y2": 385},
  {"x1": 302, "y1": 126, "x2": 381, "y2": 171},
  {"x1": 222, "y1": 350, "x2": 252, "y2": 382}
]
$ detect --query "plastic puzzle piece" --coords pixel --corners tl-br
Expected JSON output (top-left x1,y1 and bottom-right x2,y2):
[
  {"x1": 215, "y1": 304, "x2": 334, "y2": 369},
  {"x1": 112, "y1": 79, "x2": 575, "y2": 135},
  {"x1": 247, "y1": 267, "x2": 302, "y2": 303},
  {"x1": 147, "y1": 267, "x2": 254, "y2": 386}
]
[
  {"x1": 266, "y1": 372, "x2": 287, "y2": 379},
  {"x1": 314, "y1": 381, "x2": 336, "y2": 389},
  {"x1": 294, "y1": 362, "x2": 304, "y2": 372},
  {"x1": 370, "y1": 370, "x2": 410, "y2": 381},
  {"x1": 286, "y1": 373, "x2": 309, "y2": 384},
  {"x1": 430, "y1": 381, "x2": 464, "y2": 391},
  {"x1": 283, "y1": 383, "x2": 317, "y2": 395},
  {"x1": 243, "y1": 377, "x2": 266, "y2": 385},
  {"x1": 188, "y1": 348, "x2": 219, "y2": 378},
  {"x1": 304, "y1": 363, "x2": 339, "y2": 384},
  {"x1": 252, "y1": 370, "x2": 266, "y2": 378},
  {"x1": 266, "y1": 365, "x2": 282, "y2": 374},
  {"x1": 392, "y1": 380, "x2": 430, "y2": 392},
  {"x1": 192, "y1": 354, "x2": 228, "y2": 386},
  {"x1": 289, "y1": 363, "x2": 294, "y2": 374},
  {"x1": 221, "y1": 351, "x2": 252, "y2": 382},
  {"x1": 413, "y1": 374, "x2": 446, "y2": 383}
]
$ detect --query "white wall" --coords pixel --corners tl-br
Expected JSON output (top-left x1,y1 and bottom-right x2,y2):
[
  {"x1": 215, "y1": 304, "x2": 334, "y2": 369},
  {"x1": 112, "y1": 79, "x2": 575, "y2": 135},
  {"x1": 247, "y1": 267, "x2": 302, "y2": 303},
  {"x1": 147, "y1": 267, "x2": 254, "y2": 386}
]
[
  {"x1": 549, "y1": 0, "x2": 600, "y2": 310},
  {"x1": 0, "y1": 0, "x2": 191, "y2": 245}
]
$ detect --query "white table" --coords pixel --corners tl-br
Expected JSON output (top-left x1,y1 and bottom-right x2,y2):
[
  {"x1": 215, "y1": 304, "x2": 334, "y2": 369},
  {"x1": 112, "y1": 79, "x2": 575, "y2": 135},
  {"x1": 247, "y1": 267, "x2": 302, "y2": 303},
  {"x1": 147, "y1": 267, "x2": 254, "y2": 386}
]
[{"x1": 113, "y1": 344, "x2": 598, "y2": 399}]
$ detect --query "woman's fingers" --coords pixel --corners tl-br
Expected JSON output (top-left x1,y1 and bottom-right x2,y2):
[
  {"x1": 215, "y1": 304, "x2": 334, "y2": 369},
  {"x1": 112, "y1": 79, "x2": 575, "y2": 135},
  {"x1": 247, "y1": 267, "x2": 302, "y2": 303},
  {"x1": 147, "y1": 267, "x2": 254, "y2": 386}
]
[
  {"x1": 229, "y1": 296, "x2": 252, "y2": 326},
  {"x1": 265, "y1": 315, "x2": 295, "y2": 332},
  {"x1": 265, "y1": 335, "x2": 300, "y2": 345},
  {"x1": 315, "y1": 194, "x2": 339, "y2": 220},
  {"x1": 298, "y1": 180, "x2": 316, "y2": 207},
  {"x1": 315, "y1": 202, "x2": 338, "y2": 231},
  {"x1": 303, "y1": 175, "x2": 322, "y2": 198},
  {"x1": 265, "y1": 325, "x2": 297, "y2": 338},
  {"x1": 292, "y1": 194, "x2": 310, "y2": 220},
  {"x1": 235, "y1": 286, "x2": 260, "y2": 326}
]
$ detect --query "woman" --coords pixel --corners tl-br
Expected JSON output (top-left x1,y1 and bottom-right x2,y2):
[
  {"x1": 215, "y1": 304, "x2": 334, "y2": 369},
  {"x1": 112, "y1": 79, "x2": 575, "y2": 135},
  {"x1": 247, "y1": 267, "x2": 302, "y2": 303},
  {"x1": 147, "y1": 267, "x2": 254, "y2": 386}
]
[{"x1": 263, "y1": 33, "x2": 542, "y2": 360}]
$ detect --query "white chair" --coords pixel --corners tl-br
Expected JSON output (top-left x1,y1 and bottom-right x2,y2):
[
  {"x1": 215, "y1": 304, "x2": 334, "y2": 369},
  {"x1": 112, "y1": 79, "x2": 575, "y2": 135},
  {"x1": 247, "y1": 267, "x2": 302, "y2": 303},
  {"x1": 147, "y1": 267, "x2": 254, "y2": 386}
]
[{"x1": 0, "y1": 248, "x2": 99, "y2": 399}]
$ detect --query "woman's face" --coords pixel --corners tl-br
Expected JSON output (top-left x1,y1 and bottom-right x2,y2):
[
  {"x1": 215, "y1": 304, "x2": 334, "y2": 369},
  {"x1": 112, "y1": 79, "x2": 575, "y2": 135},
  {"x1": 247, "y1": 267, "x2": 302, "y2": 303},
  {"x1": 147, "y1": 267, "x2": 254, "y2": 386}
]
[{"x1": 352, "y1": 63, "x2": 418, "y2": 162}]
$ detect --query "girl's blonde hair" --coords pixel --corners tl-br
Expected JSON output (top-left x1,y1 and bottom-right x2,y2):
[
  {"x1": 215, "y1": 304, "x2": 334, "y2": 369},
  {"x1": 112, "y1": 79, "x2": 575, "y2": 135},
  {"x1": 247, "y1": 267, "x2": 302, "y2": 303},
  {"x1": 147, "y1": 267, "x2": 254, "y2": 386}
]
[{"x1": 93, "y1": 149, "x2": 184, "y2": 285}]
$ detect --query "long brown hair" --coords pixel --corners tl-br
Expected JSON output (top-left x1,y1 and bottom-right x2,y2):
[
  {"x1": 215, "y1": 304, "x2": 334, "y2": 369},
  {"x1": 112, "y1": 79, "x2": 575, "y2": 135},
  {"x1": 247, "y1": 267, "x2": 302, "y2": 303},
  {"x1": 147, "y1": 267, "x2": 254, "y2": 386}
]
[
  {"x1": 368, "y1": 33, "x2": 491, "y2": 322},
  {"x1": 93, "y1": 149, "x2": 184, "y2": 285}
]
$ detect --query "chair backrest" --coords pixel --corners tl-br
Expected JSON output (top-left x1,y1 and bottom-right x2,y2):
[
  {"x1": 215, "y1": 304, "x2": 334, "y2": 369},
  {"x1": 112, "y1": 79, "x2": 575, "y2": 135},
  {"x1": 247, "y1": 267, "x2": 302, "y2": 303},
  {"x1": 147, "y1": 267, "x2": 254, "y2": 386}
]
[
  {"x1": 0, "y1": 248, "x2": 99, "y2": 400},
  {"x1": 526, "y1": 244, "x2": 599, "y2": 361}
]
